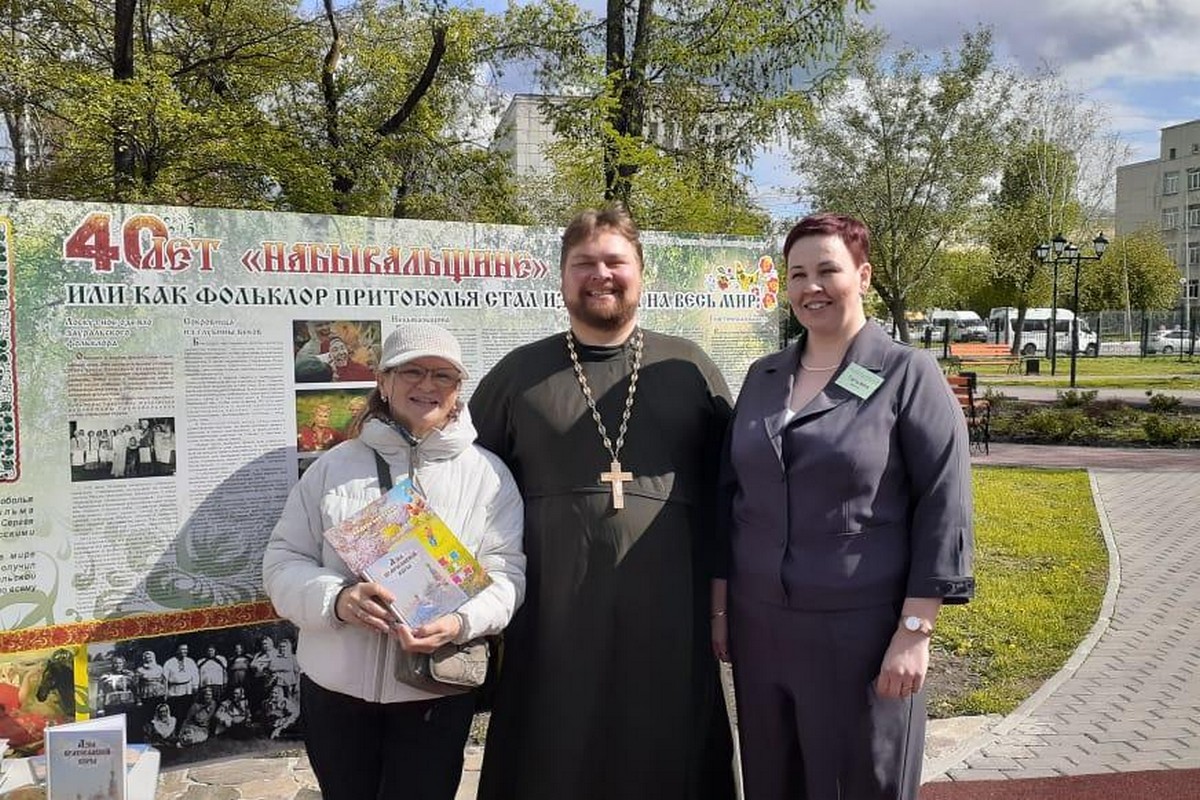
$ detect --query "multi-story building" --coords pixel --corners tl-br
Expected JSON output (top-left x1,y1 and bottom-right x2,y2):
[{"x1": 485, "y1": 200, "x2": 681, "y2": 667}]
[
  {"x1": 1115, "y1": 119, "x2": 1200, "y2": 308},
  {"x1": 490, "y1": 95, "x2": 562, "y2": 178},
  {"x1": 490, "y1": 93, "x2": 728, "y2": 178}
]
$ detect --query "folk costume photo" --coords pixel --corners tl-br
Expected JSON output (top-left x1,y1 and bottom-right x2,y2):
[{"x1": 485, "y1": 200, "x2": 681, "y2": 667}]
[{"x1": 471, "y1": 206, "x2": 736, "y2": 800}]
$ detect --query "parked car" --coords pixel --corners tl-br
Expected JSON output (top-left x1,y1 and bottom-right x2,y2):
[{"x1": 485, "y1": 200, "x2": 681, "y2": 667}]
[{"x1": 1150, "y1": 328, "x2": 1197, "y2": 355}]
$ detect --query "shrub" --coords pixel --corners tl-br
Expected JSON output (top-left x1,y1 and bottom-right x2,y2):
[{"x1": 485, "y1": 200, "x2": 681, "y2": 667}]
[
  {"x1": 1142, "y1": 414, "x2": 1200, "y2": 445},
  {"x1": 981, "y1": 388, "x2": 1013, "y2": 412},
  {"x1": 1147, "y1": 393, "x2": 1183, "y2": 414},
  {"x1": 1082, "y1": 398, "x2": 1139, "y2": 426},
  {"x1": 1019, "y1": 408, "x2": 1097, "y2": 442},
  {"x1": 988, "y1": 395, "x2": 1200, "y2": 446},
  {"x1": 1055, "y1": 389, "x2": 1099, "y2": 408}
]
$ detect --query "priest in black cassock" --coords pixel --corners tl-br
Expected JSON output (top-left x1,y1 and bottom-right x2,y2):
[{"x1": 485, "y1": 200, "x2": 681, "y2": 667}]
[{"x1": 470, "y1": 205, "x2": 736, "y2": 800}]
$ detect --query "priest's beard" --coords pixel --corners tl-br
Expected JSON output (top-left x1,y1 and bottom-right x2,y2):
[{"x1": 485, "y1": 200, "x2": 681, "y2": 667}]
[{"x1": 564, "y1": 291, "x2": 639, "y2": 335}]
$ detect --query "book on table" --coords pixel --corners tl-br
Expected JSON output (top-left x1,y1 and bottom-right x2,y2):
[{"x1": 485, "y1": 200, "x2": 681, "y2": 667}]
[
  {"x1": 43, "y1": 713, "x2": 130, "y2": 800},
  {"x1": 4, "y1": 731, "x2": 155, "y2": 800},
  {"x1": 323, "y1": 477, "x2": 491, "y2": 627}
]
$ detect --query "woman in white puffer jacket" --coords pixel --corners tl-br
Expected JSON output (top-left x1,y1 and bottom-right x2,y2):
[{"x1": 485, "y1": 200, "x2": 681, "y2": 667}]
[{"x1": 263, "y1": 323, "x2": 525, "y2": 800}]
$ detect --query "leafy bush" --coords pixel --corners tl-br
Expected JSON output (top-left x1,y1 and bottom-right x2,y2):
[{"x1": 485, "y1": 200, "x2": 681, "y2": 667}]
[
  {"x1": 1082, "y1": 398, "x2": 1139, "y2": 426},
  {"x1": 1147, "y1": 392, "x2": 1183, "y2": 414},
  {"x1": 1055, "y1": 389, "x2": 1099, "y2": 408},
  {"x1": 981, "y1": 387, "x2": 1014, "y2": 412},
  {"x1": 1142, "y1": 414, "x2": 1200, "y2": 445},
  {"x1": 1018, "y1": 408, "x2": 1097, "y2": 442},
  {"x1": 988, "y1": 393, "x2": 1200, "y2": 446}
]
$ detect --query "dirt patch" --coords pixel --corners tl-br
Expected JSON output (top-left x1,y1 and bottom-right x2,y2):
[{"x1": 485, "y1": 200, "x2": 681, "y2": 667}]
[{"x1": 926, "y1": 649, "x2": 988, "y2": 719}]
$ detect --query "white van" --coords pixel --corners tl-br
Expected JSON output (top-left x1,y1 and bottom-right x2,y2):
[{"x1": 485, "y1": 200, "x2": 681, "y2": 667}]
[
  {"x1": 927, "y1": 310, "x2": 988, "y2": 342},
  {"x1": 988, "y1": 307, "x2": 1098, "y2": 357}
]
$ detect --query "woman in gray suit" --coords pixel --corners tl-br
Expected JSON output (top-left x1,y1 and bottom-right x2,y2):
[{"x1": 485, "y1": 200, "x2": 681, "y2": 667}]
[{"x1": 714, "y1": 213, "x2": 974, "y2": 800}]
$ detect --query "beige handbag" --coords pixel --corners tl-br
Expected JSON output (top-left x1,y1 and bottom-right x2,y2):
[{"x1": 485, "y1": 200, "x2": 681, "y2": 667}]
[
  {"x1": 371, "y1": 450, "x2": 491, "y2": 695},
  {"x1": 394, "y1": 638, "x2": 490, "y2": 694}
]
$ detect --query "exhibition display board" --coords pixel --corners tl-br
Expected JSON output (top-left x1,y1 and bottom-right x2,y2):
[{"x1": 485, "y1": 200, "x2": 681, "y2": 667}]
[{"x1": 0, "y1": 200, "x2": 778, "y2": 766}]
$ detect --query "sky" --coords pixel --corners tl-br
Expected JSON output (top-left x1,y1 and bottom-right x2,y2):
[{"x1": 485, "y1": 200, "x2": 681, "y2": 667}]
[
  {"x1": 753, "y1": 0, "x2": 1200, "y2": 217},
  {"x1": 466, "y1": 0, "x2": 1200, "y2": 220},
  {"x1": 866, "y1": 0, "x2": 1200, "y2": 158}
]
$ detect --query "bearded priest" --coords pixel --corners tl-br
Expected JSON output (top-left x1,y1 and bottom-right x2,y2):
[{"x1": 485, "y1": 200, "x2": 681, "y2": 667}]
[{"x1": 471, "y1": 205, "x2": 736, "y2": 800}]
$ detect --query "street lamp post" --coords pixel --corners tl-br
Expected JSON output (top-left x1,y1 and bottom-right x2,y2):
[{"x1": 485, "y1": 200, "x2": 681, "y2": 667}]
[
  {"x1": 1033, "y1": 233, "x2": 1109, "y2": 388},
  {"x1": 1033, "y1": 234, "x2": 1068, "y2": 375}
]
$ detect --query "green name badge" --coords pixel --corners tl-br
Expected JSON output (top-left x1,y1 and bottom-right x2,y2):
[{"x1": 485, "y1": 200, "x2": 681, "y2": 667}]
[{"x1": 835, "y1": 362, "x2": 884, "y2": 400}]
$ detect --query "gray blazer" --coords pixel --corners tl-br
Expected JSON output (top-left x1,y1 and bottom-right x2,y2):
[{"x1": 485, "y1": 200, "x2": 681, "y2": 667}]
[{"x1": 719, "y1": 322, "x2": 974, "y2": 611}]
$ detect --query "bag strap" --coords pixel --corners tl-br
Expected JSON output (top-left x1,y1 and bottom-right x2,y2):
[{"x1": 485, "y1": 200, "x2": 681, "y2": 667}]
[{"x1": 373, "y1": 450, "x2": 393, "y2": 492}]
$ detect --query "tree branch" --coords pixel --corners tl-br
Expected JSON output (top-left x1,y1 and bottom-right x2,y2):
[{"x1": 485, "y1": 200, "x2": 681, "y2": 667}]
[
  {"x1": 320, "y1": 0, "x2": 341, "y2": 149},
  {"x1": 377, "y1": 22, "x2": 447, "y2": 138},
  {"x1": 168, "y1": 21, "x2": 316, "y2": 81}
]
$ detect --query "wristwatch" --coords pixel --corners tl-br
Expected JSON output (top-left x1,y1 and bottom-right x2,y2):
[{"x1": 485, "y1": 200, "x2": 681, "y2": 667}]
[{"x1": 900, "y1": 615, "x2": 934, "y2": 636}]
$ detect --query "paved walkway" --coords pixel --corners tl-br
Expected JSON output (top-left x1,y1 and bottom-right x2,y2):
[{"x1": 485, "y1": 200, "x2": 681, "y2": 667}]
[
  {"x1": 975, "y1": 442, "x2": 1200, "y2": 471},
  {"x1": 153, "y1": 444, "x2": 1200, "y2": 797},
  {"x1": 925, "y1": 458, "x2": 1200, "y2": 783}
]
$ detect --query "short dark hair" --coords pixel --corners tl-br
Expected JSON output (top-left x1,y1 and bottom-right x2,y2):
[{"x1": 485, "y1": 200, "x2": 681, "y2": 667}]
[
  {"x1": 559, "y1": 205, "x2": 644, "y2": 271},
  {"x1": 782, "y1": 213, "x2": 870, "y2": 266}
]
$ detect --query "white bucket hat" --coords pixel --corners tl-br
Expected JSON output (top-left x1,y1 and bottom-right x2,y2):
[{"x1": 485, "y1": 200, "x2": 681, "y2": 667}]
[{"x1": 378, "y1": 323, "x2": 470, "y2": 380}]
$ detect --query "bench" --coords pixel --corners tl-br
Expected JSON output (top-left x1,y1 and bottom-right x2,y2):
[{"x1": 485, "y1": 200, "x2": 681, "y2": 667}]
[
  {"x1": 946, "y1": 373, "x2": 990, "y2": 454},
  {"x1": 948, "y1": 342, "x2": 1020, "y2": 374}
]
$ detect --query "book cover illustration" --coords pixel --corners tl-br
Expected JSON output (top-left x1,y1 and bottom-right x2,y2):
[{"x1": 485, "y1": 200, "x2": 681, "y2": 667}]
[
  {"x1": 324, "y1": 477, "x2": 491, "y2": 627},
  {"x1": 44, "y1": 713, "x2": 127, "y2": 800}
]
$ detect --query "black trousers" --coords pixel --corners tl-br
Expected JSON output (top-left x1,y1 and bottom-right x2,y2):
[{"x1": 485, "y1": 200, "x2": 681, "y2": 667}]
[
  {"x1": 730, "y1": 599, "x2": 925, "y2": 800},
  {"x1": 301, "y1": 674, "x2": 475, "y2": 800}
]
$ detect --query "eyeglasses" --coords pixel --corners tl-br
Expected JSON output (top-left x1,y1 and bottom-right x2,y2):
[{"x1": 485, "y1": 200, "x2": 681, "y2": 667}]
[{"x1": 390, "y1": 365, "x2": 462, "y2": 389}]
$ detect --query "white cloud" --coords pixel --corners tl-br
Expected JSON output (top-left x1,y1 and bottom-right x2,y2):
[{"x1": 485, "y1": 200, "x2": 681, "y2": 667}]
[
  {"x1": 861, "y1": 0, "x2": 1200, "y2": 176},
  {"x1": 865, "y1": 0, "x2": 1200, "y2": 87}
]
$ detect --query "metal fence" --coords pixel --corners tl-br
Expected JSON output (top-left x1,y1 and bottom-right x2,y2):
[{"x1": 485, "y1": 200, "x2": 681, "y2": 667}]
[
  {"x1": 1079, "y1": 309, "x2": 1197, "y2": 357},
  {"x1": 913, "y1": 308, "x2": 1198, "y2": 359}
]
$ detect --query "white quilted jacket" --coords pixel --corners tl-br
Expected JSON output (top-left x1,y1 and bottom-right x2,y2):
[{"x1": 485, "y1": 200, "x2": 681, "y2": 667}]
[{"x1": 262, "y1": 412, "x2": 525, "y2": 703}]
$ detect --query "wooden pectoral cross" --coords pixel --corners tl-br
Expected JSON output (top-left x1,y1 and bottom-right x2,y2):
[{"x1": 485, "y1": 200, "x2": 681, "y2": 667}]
[{"x1": 600, "y1": 460, "x2": 633, "y2": 510}]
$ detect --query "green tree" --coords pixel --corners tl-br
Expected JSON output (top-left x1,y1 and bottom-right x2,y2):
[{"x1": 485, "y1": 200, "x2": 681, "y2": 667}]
[
  {"x1": 984, "y1": 140, "x2": 1082, "y2": 351},
  {"x1": 300, "y1": 0, "x2": 521, "y2": 217},
  {"x1": 525, "y1": 119, "x2": 769, "y2": 234},
  {"x1": 0, "y1": 0, "x2": 63, "y2": 197},
  {"x1": 794, "y1": 27, "x2": 1013, "y2": 342},
  {"x1": 3, "y1": 0, "x2": 529, "y2": 221},
  {"x1": 1084, "y1": 228, "x2": 1181, "y2": 321},
  {"x1": 4, "y1": 0, "x2": 319, "y2": 205},
  {"x1": 510, "y1": 0, "x2": 867, "y2": 219},
  {"x1": 925, "y1": 246, "x2": 995, "y2": 314},
  {"x1": 983, "y1": 68, "x2": 1129, "y2": 351}
]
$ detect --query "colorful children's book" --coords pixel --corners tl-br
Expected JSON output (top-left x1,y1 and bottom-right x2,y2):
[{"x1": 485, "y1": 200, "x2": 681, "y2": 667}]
[
  {"x1": 44, "y1": 713, "x2": 127, "y2": 800},
  {"x1": 323, "y1": 477, "x2": 492, "y2": 627}
]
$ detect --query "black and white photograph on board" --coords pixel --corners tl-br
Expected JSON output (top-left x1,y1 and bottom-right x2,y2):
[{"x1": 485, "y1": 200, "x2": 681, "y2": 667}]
[
  {"x1": 69, "y1": 417, "x2": 176, "y2": 482},
  {"x1": 86, "y1": 620, "x2": 301, "y2": 766}
]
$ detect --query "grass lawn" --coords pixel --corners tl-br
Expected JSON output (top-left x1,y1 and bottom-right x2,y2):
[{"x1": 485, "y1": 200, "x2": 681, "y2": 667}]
[
  {"x1": 945, "y1": 354, "x2": 1200, "y2": 389},
  {"x1": 926, "y1": 466, "x2": 1107, "y2": 718}
]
